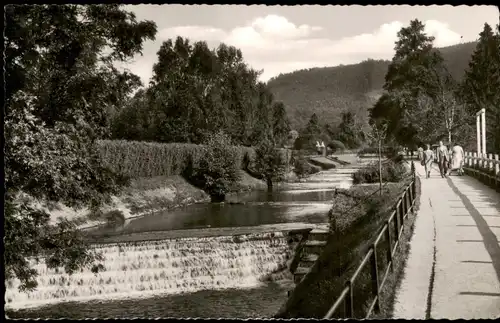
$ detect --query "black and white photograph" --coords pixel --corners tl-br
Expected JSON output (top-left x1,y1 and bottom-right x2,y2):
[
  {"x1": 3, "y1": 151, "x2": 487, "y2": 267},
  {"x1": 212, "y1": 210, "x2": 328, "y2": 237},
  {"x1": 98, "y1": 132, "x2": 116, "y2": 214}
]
[{"x1": 4, "y1": 3, "x2": 500, "y2": 320}]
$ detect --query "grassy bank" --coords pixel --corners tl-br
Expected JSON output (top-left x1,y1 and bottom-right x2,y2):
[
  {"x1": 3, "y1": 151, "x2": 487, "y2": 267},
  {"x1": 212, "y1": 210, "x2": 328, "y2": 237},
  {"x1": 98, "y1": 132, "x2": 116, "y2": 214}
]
[
  {"x1": 276, "y1": 173, "x2": 415, "y2": 318},
  {"x1": 371, "y1": 176, "x2": 421, "y2": 318},
  {"x1": 47, "y1": 170, "x2": 267, "y2": 230},
  {"x1": 45, "y1": 175, "x2": 210, "y2": 229}
]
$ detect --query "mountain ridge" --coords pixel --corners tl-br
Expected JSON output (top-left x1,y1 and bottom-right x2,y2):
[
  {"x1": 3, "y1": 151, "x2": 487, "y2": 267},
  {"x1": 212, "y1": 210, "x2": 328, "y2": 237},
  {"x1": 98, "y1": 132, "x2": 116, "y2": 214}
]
[{"x1": 267, "y1": 41, "x2": 478, "y2": 130}]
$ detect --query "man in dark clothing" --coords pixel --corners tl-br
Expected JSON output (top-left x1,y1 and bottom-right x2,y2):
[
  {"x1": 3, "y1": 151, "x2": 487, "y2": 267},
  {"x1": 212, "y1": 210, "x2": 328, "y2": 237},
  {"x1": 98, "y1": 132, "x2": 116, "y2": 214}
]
[{"x1": 437, "y1": 141, "x2": 449, "y2": 178}]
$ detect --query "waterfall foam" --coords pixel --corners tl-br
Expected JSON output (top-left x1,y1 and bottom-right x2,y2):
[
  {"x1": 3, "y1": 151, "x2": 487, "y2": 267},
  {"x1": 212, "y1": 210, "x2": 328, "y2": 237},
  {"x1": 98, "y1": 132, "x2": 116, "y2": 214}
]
[{"x1": 5, "y1": 232, "x2": 291, "y2": 310}]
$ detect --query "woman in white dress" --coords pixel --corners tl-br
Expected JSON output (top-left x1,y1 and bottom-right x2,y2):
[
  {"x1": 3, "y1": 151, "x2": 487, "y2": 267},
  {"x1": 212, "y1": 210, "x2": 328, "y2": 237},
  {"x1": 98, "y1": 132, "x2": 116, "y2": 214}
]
[{"x1": 449, "y1": 144, "x2": 464, "y2": 175}]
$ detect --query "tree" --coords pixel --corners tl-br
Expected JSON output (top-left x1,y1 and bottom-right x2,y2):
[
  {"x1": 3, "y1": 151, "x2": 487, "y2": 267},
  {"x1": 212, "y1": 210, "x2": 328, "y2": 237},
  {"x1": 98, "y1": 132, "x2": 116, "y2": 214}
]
[
  {"x1": 272, "y1": 101, "x2": 291, "y2": 147},
  {"x1": 184, "y1": 131, "x2": 241, "y2": 202},
  {"x1": 4, "y1": 4, "x2": 156, "y2": 291},
  {"x1": 379, "y1": 19, "x2": 460, "y2": 146},
  {"x1": 254, "y1": 138, "x2": 287, "y2": 192},
  {"x1": 111, "y1": 37, "x2": 286, "y2": 147},
  {"x1": 336, "y1": 111, "x2": 362, "y2": 148},
  {"x1": 366, "y1": 121, "x2": 389, "y2": 195},
  {"x1": 295, "y1": 113, "x2": 322, "y2": 150},
  {"x1": 459, "y1": 23, "x2": 500, "y2": 153}
]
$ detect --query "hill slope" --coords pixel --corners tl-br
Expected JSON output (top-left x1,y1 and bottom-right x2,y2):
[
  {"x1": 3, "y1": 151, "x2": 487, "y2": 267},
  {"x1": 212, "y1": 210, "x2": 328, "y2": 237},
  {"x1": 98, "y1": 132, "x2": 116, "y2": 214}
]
[{"x1": 267, "y1": 42, "x2": 478, "y2": 130}]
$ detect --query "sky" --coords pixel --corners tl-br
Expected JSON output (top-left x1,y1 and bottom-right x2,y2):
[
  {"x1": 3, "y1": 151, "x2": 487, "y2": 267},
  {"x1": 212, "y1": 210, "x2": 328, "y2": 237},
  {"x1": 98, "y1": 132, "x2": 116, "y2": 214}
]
[{"x1": 119, "y1": 5, "x2": 499, "y2": 85}]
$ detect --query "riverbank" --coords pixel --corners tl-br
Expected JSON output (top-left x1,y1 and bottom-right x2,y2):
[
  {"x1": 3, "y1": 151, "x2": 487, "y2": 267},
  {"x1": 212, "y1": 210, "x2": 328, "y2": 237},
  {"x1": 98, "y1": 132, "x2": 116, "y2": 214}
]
[{"x1": 45, "y1": 170, "x2": 269, "y2": 231}]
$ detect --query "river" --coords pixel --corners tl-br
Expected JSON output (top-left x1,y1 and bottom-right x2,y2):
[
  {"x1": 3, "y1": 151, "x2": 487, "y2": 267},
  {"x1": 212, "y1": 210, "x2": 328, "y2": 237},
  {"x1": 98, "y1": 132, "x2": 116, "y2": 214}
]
[{"x1": 6, "y1": 161, "x2": 371, "y2": 319}]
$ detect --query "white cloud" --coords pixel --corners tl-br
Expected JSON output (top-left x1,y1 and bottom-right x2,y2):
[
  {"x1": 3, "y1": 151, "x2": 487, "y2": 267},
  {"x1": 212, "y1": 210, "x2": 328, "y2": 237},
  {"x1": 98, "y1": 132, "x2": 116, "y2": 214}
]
[{"x1": 124, "y1": 15, "x2": 465, "y2": 85}]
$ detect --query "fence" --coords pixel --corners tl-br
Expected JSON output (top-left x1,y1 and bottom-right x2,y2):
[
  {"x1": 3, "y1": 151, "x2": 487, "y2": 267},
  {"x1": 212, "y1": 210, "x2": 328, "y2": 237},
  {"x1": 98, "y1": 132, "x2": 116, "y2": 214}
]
[
  {"x1": 463, "y1": 152, "x2": 500, "y2": 189},
  {"x1": 323, "y1": 161, "x2": 417, "y2": 319}
]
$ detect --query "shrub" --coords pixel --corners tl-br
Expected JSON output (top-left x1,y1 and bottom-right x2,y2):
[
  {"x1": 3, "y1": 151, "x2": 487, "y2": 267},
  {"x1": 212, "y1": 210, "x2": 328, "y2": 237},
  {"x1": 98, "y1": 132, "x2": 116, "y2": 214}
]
[
  {"x1": 327, "y1": 140, "x2": 346, "y2": 153},
  {"x1": 183, "y1": 131, "x2": 241, "y2": 202},
  {"x1": 352, "y1": 159, "x2": 408, "y2": 184}
]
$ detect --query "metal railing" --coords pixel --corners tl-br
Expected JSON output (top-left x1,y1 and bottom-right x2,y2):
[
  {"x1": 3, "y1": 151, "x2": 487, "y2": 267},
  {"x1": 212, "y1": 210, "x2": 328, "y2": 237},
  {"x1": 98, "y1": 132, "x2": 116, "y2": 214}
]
[
  {"x1": 463, "y1": 152, "x2": 500, "y2": 189},
  {"x1": 324, "y1": 161, "x2": 417, "y2": 319}
]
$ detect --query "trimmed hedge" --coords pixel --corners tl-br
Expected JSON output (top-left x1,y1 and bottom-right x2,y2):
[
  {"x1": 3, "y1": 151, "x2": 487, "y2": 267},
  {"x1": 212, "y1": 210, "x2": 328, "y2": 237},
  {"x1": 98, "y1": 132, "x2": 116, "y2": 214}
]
[
  {"x1": 357, "y1": 147, "x2": 396, "y2": 157},
  {"x1": 308, "y1": 157, "x2": 337, "y2": 170},
  {"x1": 294, "y1": 158, "x2": 321, "y2": 177},
  {"x1": 97, "y1": 140, "x2": 255, "y2": 179}
]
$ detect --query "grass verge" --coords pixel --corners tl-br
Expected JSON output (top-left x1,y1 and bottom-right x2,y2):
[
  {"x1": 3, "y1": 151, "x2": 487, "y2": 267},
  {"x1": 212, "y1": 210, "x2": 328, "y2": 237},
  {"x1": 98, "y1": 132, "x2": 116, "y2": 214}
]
[{"x1": 370, "y1": 176, "x2": 421, "y2": 318}]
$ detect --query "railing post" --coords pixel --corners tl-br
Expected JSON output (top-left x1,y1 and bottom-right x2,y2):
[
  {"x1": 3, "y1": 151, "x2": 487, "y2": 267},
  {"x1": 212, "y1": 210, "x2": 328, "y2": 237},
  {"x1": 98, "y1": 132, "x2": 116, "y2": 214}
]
[
  {"x1": 394, "y1": 207, "x2": 400, "y2": 242},
  {"x1": 495, "y1": 154, "x2": 499, "y2": 177},
  {"x1": 495, "y1": 154, "x2": 499, "y2": 190},
  {"x1": 370, "y1": 245, "x2": 380, "y2": 314},
  {"x1": 399, "y1": 199, "x2": 405, "y2": 234},
  {"x1": 385, "y1": 221, "x2": 393, "y2": 270},
  {"x1": 408, "y1": 185, "x2": 413, "y2": 208},
  {"x1": 488, "y1": 153, "x2": 493, "y2": 171},
  {"x1": 473, "y1": 152, "x2": 477, "y2": 167},
  {"x1": 345, "y1": 281, "x2": 354, "y2": 318},
  {"x1": 407, "y1": 189, "x2": 411, "y2": 214},
  {"x1": 403, "y1": 195, "x2": 407, "y2": 229}
]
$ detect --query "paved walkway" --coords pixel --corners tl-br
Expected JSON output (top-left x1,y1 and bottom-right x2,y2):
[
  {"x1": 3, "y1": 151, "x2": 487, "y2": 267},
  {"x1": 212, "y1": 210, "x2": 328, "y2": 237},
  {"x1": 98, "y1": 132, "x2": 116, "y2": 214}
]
[{"x1": 393, "y1": 163, "x2": 500, "y2": 320}]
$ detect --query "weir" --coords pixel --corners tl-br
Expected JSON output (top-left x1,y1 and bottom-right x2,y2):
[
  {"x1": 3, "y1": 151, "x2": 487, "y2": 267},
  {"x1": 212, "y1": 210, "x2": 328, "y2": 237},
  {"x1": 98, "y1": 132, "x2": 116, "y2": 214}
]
[{"x1": 5, "y1": 232, "x2": 293, "y2": 310}]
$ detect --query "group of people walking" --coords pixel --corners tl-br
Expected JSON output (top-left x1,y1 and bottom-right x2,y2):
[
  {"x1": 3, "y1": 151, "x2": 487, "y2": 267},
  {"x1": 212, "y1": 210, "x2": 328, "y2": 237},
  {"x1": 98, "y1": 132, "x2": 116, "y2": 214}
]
[{"x1": 417, "y1": 141, "x2": 464, "y2": 179}]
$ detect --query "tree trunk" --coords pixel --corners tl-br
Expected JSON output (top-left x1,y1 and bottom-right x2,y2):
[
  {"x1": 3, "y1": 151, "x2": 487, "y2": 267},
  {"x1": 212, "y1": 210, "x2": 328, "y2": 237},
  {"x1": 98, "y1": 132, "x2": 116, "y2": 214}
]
[{"x1": 267, "y1": 178, "x2": 273, "y2": 192}]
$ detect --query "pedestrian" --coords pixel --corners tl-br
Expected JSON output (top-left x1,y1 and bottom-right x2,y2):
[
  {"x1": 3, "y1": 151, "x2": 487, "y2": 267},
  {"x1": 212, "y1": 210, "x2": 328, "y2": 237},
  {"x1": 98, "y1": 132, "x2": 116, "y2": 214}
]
[
  {"x1": 417, "y1": 146, "x2": 424, "y2": 161},
  {"x1": 437, "y1": 141, "x2": 449, "y2": 178},
  {"x1": 423, "y1": 144, "x2": 434, "y2": 179},
  {"x1": 449, "y1": 143, "x2": 465, "y2": 176}
]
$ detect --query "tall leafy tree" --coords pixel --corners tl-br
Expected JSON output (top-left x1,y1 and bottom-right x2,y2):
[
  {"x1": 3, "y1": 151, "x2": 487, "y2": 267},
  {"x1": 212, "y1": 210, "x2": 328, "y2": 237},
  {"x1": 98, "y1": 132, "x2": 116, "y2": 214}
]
[
  {"x1": 336, "y1": 111, "x2": 362, "y2": 148},
  {"x1": 112, "y1": 37, "x2": 285, "y2": 147},
  {"x1": 254, "y1": 137, "x2": 287, "y2": 192},
  {"x1": 295, "y1": 113, "x2": 322, "y2": 150},
  {"x1": 272, "y1": 101, "x2": 291, "y2": 147},
  {"x1": 459, "y1": 23, "x2": 500, "y2": 152},
  {"x1": 379, "y1": 19, "x2": 462, "y2": 146},
  {"x1": 5, "y1": 4, "x2": 157, "y2": 291}
]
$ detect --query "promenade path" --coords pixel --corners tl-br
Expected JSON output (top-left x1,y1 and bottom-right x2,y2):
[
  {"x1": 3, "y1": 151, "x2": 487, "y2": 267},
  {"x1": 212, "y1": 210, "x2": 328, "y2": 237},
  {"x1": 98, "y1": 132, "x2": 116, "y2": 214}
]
[{"x1": 393, "y1": 163, "x2": 500, "y2": 319}]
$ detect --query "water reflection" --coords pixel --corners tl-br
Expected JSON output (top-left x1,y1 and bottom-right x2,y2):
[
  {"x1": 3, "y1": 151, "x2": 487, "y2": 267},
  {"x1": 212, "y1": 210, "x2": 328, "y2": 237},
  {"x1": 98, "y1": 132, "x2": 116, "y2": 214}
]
[{"x1": 93, "y1": 201, "x2": 331, "y2": 236}]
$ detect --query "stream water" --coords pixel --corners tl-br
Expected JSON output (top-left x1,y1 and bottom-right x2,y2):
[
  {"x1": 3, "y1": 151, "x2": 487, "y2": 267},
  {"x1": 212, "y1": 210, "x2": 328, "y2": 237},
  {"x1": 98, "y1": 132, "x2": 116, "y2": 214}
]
[{"x1": 6, "y1": 161, "x2": 371, "y2": 319}]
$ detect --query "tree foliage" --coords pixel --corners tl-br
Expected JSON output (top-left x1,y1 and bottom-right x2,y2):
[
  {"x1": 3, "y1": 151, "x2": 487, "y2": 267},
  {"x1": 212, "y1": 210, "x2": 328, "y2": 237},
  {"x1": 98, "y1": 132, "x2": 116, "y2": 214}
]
[
  {"x1": 458, "y1": 23, "x2": 500, "y2": 152},
  {"x1": 369, "y1": 19, "x2": 473, "y2": 147},
  {"x1": 294, "y1": 113, "x2": 323, "y2": 150},
  {"x1": 336, "y1": 111, "x2": 364, "y2": 148},
  {"x1": 4, "y1": 4, "x2": 157, "y2": 291},
  {"x1": 253, "y1": 138, "x2": 287, "y2": 192},
  {"x1": 111, "y1": 37, "x2": 290, "y2": 147},
  {"x1": 183, "y1": 131, "x2": 241, "y2": 202}
]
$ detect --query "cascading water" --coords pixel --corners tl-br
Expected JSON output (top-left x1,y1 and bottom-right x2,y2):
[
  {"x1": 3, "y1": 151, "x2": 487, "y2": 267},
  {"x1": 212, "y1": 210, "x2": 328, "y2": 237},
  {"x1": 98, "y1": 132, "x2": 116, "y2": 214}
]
[{"x1": 5, "y1": 232, "x2": 292, "y2": 310}]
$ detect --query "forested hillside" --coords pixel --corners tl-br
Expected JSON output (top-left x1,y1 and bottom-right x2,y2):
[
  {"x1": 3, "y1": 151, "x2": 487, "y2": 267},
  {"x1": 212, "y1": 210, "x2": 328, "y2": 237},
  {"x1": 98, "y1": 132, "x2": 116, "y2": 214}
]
[{"x1": 267, "y1": 41, "x2": 478, "y2": 130}]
